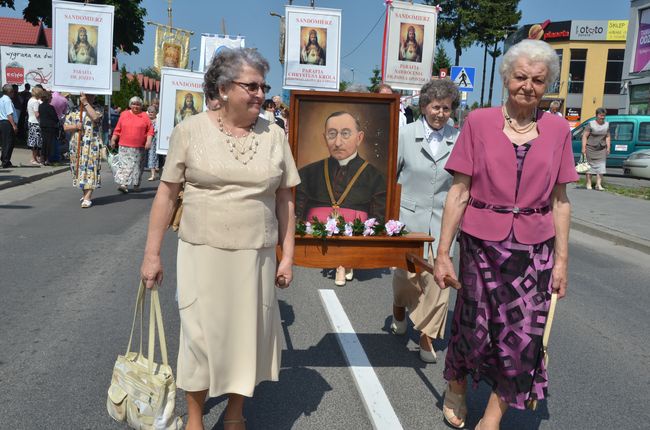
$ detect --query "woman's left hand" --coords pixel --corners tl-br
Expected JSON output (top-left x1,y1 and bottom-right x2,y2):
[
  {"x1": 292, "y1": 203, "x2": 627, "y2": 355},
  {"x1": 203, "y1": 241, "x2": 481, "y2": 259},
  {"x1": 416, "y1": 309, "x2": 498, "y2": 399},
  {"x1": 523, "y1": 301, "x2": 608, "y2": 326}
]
[
  {"x1": 551, "y1": 263, "x2": 568, "y2": 299},
  {"x1": 275, "y1": 258, "x2": 293, "y2": 289}
]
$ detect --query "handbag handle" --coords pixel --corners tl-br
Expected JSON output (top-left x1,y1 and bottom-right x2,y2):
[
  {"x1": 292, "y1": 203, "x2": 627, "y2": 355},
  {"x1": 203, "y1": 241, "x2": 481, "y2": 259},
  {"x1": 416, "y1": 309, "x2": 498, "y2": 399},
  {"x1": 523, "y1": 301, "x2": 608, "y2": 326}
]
[
  {"x1": 147, "y1": 287, "x2": 169, "y2": 373},
  {"x1": 541, "y1": 292, "x2": 558, "y2": 367},
  {"x1": 125, "y1": 281, "x2": 146, "y2": 356}
]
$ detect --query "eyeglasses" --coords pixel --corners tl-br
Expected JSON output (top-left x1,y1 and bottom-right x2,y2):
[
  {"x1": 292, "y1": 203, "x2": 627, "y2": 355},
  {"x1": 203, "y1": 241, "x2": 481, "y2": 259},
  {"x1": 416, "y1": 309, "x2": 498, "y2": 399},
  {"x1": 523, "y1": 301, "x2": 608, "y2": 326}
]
[
  {"x1": 232, "y1": 81, "x2": 271, "y2": 94},
  {"x1": 325, "y1": 129, "x2": 355, "y2": 140}
]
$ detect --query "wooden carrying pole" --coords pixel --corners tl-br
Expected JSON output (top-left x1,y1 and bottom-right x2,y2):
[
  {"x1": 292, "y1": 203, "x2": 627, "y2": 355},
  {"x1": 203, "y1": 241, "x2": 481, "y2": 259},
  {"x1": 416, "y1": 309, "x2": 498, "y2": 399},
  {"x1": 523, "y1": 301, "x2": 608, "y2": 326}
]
[{"x1": 75, "y1": 102, "x2": 85, "y2": 177}]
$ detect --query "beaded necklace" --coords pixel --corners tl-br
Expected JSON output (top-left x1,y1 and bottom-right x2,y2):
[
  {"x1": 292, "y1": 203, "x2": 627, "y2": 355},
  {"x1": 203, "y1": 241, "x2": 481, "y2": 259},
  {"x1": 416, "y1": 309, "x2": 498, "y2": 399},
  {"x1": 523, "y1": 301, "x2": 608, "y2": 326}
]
[
  {"x1": 217, "y1": 114, "x2": 259, "y2": 165},
  {"x1": 502, "y1": 105, "x2": 537, "y2": 134}
]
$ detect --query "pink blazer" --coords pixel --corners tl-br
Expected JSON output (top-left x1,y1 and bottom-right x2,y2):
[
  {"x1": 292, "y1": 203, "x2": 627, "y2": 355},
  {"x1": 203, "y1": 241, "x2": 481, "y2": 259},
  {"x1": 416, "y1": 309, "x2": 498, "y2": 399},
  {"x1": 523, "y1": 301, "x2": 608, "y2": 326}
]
[{"x1": 445, "y1": 107, "x2": 578, "y2": 244}]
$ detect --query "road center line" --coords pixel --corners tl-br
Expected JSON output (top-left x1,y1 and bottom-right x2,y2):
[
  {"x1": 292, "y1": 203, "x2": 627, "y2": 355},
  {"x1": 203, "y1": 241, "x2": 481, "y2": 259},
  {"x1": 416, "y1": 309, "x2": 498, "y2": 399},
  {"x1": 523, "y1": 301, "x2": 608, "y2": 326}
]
[{"x1": 318, "y1": 289, "x2": 403, "y2": 430}]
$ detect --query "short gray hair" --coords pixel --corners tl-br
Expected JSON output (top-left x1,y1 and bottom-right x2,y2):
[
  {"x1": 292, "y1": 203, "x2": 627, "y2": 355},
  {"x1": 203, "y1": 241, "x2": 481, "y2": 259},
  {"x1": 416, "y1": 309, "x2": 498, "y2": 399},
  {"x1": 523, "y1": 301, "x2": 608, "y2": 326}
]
[
  {"x1": 204, "y1": 48, "x2": 270, "y2": 101},
  {"x1": 549, "y1": 100, "x2": 561, "y2": 109},
  {"x1": 2, "y1": 84, "x2": 12, "y2": 95},
  {"x1": 500, "y1": 39, "x2": 560, "y2": 87},
  {"x1": 129, "y1": 96, "x2": 143, "y2": 106},
  {"x1": 147, "y1": 105, "x2": 157, "y2": 114},
  {"x1": 418, "y1": 78, "x2": 460, "y2": 111},
  {"x1": 595, "y1": 107, "x2": 607, "y2": 115}
]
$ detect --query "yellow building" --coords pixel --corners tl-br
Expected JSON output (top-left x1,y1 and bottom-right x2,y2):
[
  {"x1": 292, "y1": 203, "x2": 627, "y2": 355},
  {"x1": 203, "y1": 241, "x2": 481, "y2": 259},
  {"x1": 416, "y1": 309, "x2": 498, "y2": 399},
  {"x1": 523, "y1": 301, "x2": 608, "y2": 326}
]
[{"x1": 506, "y1": 20, "x2": 628, "y2": 127}]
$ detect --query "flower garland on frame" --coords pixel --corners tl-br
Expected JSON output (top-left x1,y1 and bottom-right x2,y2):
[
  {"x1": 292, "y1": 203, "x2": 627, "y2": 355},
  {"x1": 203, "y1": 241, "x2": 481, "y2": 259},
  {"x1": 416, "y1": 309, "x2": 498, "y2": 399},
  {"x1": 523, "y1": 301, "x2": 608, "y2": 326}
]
[{"x1": 296, "y1": 216, "x2": 408, "y2": 239}]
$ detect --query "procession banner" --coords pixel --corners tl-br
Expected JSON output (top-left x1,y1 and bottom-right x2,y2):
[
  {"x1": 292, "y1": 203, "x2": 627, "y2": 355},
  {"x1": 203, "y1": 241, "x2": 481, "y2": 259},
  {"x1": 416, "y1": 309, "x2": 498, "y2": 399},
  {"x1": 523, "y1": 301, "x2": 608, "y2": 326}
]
[
  {"x1": 199, "y1": 34, "x2": 245, "y2": 72},
  {"x1": 51, "y1": 0, "x2": 114, "y2": 94},
  {"x1": 0, "y1": 46, "x2": 52, "y2": 88},
  {"x1": 383, "y1": 1, "x2": 438, "y2": 91},
  {"x1": 157, "y1": 68, "x2": 205, "y2": 155},
  {"x1": 153, "y1": 25, "x2": 191, "y2": 71},
  {"x1": 283, "y1": 6, "x2": 341, "y2": 91}
]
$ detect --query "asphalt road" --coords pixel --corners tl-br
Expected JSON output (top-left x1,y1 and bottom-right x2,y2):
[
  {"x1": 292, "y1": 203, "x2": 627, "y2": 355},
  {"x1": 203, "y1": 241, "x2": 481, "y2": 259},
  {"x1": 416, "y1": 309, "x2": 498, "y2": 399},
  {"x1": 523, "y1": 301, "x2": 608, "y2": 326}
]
[{"x1": 0, "y1": 174, "x2": 649, "y2": 430}]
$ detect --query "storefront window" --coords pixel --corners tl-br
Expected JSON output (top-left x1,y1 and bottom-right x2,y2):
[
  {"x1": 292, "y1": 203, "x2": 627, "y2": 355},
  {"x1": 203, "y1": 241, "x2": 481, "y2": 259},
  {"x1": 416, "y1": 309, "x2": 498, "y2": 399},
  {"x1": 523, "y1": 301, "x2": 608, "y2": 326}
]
[
  {"x1": 603, "y1": 49, "x2": 624, "y2": 95},
  {"x1": 569, "y1": 49, "x2": 587, "y2": 94},
  {"x1": 629, "y1": 84, "x2": 650, "y2": 115}
]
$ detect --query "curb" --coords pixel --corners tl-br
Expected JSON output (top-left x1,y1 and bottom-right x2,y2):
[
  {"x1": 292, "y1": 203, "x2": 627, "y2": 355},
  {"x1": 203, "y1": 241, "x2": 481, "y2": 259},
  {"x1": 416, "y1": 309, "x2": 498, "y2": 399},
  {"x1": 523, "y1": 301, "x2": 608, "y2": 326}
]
[
  {"x1": 0, "y1": 166, "x2": 69, "y2": 191},
  {"x1": 571, "y1": 217, "x2": 650, "y2": 256}
]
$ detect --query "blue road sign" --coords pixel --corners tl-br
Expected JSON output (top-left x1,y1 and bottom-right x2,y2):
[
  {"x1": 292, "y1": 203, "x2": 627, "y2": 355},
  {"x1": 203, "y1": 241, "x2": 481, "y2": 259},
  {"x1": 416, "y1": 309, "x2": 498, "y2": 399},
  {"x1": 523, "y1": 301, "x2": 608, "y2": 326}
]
[{"x1": 451, "y1": 66, "x2": 475, "y2": 92}]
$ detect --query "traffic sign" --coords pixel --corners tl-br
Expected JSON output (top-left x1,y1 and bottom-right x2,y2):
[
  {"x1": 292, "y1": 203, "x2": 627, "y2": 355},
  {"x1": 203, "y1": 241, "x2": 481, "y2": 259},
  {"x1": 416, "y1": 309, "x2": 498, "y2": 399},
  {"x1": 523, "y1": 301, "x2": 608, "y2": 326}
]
[{"x1": 451, "y1": 66, "x2": 475, "y2": 92}]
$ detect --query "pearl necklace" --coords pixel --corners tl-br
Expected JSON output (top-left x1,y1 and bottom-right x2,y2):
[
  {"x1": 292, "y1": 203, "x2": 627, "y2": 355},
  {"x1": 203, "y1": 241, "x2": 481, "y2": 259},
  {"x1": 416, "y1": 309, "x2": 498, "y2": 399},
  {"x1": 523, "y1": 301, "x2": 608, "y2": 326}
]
[
  {"x1": 217, "y1": 114, "x2": 259, "y2": 165},
  {"x1": 502, "y1": 106, "x2": 537, "y2": 134}
]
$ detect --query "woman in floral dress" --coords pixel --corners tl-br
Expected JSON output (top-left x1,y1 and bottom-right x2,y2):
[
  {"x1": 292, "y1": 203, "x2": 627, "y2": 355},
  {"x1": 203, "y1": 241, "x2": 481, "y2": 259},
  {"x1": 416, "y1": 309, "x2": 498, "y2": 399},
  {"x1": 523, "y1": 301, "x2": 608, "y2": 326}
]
[
  {"x1": 145, "y1": 105, "x2": 160, "y2": 181},
  {"x1": 64, "y1": 93, "x2": 103, "y2": 208}
]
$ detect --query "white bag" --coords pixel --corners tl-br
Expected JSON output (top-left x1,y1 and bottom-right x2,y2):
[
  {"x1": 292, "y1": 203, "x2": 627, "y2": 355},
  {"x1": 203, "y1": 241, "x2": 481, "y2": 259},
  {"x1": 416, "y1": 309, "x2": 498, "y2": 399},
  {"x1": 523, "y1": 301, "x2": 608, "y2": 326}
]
[
  {"x1": 107, "y1": 282, "x2": 182, "y2": 430},
  {"x1": 575, "y1": 155, "x2": 590, "y2": 174},
  {"x1": 107, "y1": 148, "x2": 120, "y2": 177}
]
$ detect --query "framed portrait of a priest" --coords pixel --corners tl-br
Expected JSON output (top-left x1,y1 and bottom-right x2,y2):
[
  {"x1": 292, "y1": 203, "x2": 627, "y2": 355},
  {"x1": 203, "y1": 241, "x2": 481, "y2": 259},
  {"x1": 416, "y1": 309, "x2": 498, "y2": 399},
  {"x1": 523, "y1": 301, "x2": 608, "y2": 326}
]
[{"x1": 289, "y1": 90, "x2": 400, "y2": 223}]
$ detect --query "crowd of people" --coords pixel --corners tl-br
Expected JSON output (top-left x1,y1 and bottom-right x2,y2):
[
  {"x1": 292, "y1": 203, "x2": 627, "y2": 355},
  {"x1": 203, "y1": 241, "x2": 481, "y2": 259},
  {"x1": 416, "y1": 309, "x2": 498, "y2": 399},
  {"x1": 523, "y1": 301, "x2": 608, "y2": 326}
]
[{"x1": 1, "y1": 37, "x2": 582, "y2": 429}]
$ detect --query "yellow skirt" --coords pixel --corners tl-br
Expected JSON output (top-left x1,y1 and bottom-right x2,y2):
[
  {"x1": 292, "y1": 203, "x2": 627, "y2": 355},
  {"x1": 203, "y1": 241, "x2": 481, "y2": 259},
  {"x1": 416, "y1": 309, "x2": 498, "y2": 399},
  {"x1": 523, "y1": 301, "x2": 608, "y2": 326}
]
[{"x1": 175, "y1": 239, "x2": 281, "y2": 398}]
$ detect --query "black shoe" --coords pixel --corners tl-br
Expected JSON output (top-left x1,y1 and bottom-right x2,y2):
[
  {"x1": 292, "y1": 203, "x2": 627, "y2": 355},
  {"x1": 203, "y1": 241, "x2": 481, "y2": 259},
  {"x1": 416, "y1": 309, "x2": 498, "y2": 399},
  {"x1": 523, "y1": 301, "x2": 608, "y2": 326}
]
[{"x1": 1, "y1": 162, "x2": 13, "y2": 168}]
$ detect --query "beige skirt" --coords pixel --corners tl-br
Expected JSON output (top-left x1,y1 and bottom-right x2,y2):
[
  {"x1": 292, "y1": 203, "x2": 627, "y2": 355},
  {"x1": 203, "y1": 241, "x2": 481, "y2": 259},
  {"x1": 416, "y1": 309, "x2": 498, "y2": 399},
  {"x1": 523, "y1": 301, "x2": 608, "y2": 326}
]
[{"x1": 175, "y1": 239, "x2": 281, "y2": 398}]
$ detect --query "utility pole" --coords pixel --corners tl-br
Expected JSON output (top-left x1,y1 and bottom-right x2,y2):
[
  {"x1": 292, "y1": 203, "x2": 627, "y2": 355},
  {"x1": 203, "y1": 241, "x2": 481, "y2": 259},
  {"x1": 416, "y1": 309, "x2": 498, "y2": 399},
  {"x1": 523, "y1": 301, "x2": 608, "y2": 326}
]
[{"x1": 167, "y1": 0, "x2": 173, "y2": 28}]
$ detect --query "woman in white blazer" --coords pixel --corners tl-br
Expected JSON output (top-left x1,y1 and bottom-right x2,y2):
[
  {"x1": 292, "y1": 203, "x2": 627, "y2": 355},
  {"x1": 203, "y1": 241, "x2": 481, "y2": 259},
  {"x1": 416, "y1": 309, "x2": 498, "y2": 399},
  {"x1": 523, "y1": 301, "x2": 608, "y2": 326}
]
[{"x1": 391, "y1": 78, "x2": 460, "y2": 363}]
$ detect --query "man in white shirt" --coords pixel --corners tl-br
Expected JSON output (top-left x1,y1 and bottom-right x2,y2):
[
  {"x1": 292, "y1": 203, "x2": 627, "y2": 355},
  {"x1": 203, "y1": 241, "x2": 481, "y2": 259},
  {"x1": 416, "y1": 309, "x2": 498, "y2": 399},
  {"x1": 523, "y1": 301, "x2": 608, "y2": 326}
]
[{"x1": 0, "y1": 84, "x2": 18, "y2": 168}]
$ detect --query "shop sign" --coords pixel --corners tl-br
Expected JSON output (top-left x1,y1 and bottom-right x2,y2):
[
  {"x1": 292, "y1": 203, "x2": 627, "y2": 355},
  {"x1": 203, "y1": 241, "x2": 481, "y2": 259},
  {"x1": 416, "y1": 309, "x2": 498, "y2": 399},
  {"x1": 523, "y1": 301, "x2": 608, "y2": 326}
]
[
  {"x1": 540, "y1": 21, "x2": 571, "y2": 41},
  {"x1": 565, "y1": 107, "x2": 581, "y2": 129},
  {"x1": 633, "y1": 8, "x2": 650, "y2": 73},
  {"x1": 571, "y1": 20, "x2": 607, "y2": 41},
  {"x1": 606, "y1": 20, "x2": 628, "y2": 41}
]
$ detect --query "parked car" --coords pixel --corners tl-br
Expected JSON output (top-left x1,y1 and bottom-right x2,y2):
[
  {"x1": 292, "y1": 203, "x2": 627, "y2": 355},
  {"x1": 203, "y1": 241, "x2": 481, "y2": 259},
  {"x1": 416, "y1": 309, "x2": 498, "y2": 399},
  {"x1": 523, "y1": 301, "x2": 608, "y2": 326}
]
[
  {"x1": 571, "y1": 115, "x2": 650, "y2": 167},
  {"x1": 623, "y1": 149, "x2": 650, "y2": 179}
]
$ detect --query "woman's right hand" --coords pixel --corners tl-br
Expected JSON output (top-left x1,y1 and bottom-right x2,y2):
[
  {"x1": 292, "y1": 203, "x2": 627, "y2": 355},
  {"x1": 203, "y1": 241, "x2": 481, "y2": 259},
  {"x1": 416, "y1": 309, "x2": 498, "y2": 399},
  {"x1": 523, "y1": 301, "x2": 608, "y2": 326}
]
[
  {"x1": 141, "y1": 253, "x2": 163, "y2": 289},
  {"x1": 433, "y1": 253, "x2": 457, "y2": 290}
]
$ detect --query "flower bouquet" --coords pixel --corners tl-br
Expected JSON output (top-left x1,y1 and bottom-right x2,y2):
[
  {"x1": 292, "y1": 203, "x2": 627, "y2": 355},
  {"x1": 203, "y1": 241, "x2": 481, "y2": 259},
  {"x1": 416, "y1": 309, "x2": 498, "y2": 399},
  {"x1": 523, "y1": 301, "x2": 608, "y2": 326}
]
[{"x1": 296, "y1": 216, "x2": 408, "y2": 239}]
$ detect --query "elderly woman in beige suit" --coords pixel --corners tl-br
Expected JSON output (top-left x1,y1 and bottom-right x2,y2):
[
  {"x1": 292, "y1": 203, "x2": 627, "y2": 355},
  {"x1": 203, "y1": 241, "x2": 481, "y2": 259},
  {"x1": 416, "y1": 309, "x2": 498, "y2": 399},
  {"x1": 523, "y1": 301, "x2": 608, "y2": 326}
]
[{"x1": 391, "y1": 78, "x2": 460, "y2": 363}]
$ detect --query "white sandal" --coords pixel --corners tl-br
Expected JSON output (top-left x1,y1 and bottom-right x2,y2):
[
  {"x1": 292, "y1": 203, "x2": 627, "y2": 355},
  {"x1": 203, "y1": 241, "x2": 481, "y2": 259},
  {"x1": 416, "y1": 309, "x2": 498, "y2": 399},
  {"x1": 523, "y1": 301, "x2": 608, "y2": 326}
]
[{"x1": 442, "y1": 385, "x2": 467, "y2": 428}]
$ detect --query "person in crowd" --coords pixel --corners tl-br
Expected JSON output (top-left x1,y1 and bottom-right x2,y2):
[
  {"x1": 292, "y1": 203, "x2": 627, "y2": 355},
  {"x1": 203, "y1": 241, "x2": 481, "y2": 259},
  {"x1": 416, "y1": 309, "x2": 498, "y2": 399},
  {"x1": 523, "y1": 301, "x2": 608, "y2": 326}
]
[
  {"x1": 295, "y1": 111, "x2": 386, "y2": 286},
  {"x1": 280, "y1": 107, "x2": 289, "y2": 134},
  {"x1": 581, "y1": 107, "x2": 610, "y2": 191},
  {"x1": 26, "y1": 86, "x2": 43, "y2": 165},
  {"x1": 38, "y1": 91, "x2": 60, "y2": 165},
  {"x1": 272, "y1": 95, "x2": 283, "y2": 116},
  {"x1": 0, "y1": 84, "x2": 18, "y2": 168},
  {"x1": 376, "y1": 83, "x2": 407, "y2": 127},
  {"x1": 63, "y1": 93, "x2": 103, "y2": 208},
  {"x1": 262, "y1": 99, "x2": 285, "y2": 129},
  {"x1": 18, "y1": 83, "x2": 31, "y2": 142},
  {"x1": 548, "y1": 100, "x2": 563, "y2": 116},
  {"x1": 51, "y1": 91, "x2": 71, "y2": 162},
  {"x1": 11, "y1": 84, "x2": 22, "y2": 129},
  {"x1": 146, "y1": 106, "x2": 160, "y2": 181},
  {"x1": 390, "y1": 78, "x2": 460, "y2": 363},
  {"x1": 110, "y1": 96, "x2": 154, "y2": 193},
  {"x1": 139, "y1": 47, "x2": 299, "y2": 430},
  {"x1": 433, "y1": 39, "x2": 577, "y2": 429}
]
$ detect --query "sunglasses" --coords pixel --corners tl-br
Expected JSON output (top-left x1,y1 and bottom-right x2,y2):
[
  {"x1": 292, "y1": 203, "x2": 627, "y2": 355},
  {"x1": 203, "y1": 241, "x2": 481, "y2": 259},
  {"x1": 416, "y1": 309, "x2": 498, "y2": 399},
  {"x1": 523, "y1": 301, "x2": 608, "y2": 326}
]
[{"x1": 232, "y1": 81, "x2": 271, "y2": 94}]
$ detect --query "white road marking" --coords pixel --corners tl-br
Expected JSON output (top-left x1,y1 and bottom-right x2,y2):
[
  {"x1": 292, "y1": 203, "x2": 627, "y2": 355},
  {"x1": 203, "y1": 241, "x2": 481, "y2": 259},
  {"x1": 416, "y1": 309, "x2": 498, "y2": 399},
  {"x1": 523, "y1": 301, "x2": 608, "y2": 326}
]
[{"x1": 318, "y1": 289, "x2": 403, "y2": 430}]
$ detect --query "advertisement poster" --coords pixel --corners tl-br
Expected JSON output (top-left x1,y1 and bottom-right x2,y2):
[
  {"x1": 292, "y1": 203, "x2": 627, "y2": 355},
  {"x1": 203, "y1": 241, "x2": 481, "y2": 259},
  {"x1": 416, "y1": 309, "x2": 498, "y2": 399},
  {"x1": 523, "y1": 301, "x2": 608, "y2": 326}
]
[
  {"x1": 566, "y1": 107, "x2": 582, "y2": 129},
  {"x1": 157, "y1": 68, "x2": 205, "y2": 155},
  {"x1": 153, "y1": 25, "x2": 191, "y2": 71},
  {"x1": 383, "y1": 1, "x2": 438, "y2": 91},
  {"x1": 283, "y1": 6, "x2": 341, "y2": 91},
  {"x1": 0, "y1": 46, "x2": 52, "y2": 88},
  {"x1": 51, "y1": 0, "x2": 114, "y2": 94},
  {"x1": 199, "y1": 34, "x2": 245, "y2": 72},
  {"x1": 634, "y1": 9, "x2": 650, "y2": 73}
]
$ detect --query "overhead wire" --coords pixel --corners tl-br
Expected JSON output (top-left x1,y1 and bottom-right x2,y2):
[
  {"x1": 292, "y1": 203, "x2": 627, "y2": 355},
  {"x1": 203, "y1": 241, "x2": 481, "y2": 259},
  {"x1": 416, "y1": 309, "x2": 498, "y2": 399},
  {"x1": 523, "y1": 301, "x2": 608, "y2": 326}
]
[{"x1": 341, "y1": 8, "x2": 386, "y2": 59}]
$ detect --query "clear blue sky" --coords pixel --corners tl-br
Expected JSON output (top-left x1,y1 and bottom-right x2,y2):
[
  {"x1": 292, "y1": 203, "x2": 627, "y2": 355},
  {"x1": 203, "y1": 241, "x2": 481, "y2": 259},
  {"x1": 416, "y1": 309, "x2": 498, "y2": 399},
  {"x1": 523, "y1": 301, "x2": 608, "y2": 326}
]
[{"x1": 2, "y1": 0, "x2": 630, "y2": 105}]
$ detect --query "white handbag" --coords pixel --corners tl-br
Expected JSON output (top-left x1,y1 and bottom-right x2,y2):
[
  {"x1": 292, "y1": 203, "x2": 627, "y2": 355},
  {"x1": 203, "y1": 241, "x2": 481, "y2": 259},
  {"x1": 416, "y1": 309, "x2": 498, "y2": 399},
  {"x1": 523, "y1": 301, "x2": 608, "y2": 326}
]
[
  {"x1": 107, "y1": 282, "x2": 182, "y2": 430},
  {"x1": 575, "y1": 155, "x2": 590, "y2": 174}
]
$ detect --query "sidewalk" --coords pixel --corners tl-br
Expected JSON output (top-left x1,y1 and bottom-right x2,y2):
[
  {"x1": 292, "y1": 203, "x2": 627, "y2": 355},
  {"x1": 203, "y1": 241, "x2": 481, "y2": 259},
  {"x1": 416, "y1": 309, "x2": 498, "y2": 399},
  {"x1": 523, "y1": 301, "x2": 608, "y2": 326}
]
[
  {"x1": 0, "y1": 147, "x2": 69, "y2": 191},
  {"x1": 2, "y1": 146, "x2": 650, "y2": 254}
]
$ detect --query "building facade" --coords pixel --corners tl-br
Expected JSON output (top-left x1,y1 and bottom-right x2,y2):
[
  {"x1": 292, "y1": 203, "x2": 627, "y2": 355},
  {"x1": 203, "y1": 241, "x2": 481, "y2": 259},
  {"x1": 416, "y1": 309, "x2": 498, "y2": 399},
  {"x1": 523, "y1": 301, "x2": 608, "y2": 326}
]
[
  {"x1": 506, "y1": 19, "x2": 628, "y2": 127},
  {"x1": 622, "y1": 0, "x2": 650, "y2": 115}
]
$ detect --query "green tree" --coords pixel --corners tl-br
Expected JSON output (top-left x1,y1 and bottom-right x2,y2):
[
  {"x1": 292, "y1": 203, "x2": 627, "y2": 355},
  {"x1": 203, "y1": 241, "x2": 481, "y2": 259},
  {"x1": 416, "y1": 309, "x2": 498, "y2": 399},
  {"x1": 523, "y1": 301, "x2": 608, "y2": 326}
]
[
  {"x1": 432, "y1": 44, "x2": 452, "y2": 77},
  {"x1": 112, "y1": 65, "x2": 142, "y2": 109},
  {"x1": 367, "y1": 66, "x2": 382, "y2": 92},
  {"x1": 140, "y1": 67, "x2": 161, "y2": 81},
  {"x1": 424, "y1": 0, "x2": 479, "y2": 65},
  {"x1": 339, "y1": 81, "x2": 351, "y2": 92},
  {"x1": 15, "y1": 0, "x2": 146, "y2": 55}
]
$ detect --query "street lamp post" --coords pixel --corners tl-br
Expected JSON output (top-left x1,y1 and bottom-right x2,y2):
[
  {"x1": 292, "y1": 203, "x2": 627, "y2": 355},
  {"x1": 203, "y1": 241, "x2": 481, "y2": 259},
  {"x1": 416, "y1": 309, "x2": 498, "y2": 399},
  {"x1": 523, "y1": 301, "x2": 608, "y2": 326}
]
[
  {"x1": 351, "y1": 68, "x2": 355, "y2": 82},
  {"x1": 190, "y1": 46, "x2": 197, "y2": 72}
]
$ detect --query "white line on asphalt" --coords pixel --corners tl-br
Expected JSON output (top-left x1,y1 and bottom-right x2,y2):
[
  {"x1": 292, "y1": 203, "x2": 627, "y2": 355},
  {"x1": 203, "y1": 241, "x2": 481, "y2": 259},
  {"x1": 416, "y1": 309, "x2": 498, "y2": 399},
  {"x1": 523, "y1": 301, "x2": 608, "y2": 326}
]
[{"x1": 318, "y1": 289, "x2": 403, "y2": 430}]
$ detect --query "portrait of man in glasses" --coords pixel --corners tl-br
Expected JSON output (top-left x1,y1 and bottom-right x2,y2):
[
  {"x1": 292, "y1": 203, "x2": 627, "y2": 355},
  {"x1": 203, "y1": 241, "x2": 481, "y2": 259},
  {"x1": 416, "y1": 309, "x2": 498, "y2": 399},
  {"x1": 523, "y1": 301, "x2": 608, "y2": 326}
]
[{"x1": 295, "y1": 111, "x2": 386, "y2": 222}]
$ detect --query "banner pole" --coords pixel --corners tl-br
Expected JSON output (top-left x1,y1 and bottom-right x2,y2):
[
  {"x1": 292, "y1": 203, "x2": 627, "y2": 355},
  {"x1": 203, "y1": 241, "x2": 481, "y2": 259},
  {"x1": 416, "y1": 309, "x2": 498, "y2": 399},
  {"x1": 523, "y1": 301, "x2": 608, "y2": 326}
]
[
  {"x1": 76, "y1": 100, "x2": 84, "y2": 178},
  {"x1": 380, "y1": 1, "x2": 392, "y2": 83}
]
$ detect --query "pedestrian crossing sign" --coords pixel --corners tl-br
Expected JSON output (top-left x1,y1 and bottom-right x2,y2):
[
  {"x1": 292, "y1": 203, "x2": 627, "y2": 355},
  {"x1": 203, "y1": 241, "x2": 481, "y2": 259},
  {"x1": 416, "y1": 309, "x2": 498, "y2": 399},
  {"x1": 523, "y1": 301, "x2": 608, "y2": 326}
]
[{"x1": 450, "y1": 66, "x2": 475, "y2": 92}]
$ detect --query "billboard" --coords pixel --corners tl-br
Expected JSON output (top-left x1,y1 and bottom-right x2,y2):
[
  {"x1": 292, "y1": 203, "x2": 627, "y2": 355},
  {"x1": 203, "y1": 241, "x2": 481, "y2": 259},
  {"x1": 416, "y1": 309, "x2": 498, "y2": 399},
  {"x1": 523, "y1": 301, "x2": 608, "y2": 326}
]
[
  {"x1": 0, "y1": 46, "x2": 53, "y2": 88},
  {"x1": 634, "y1": 9, "x2": 650, "y2": 73}
]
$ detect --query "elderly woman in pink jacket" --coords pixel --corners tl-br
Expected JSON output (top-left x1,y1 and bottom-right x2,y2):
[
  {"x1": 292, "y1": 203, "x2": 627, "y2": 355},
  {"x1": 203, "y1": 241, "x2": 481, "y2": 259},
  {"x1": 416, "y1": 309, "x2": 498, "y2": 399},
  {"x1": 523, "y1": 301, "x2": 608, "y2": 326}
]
[{"x1": 433, "y1": 39, "x2": 578, "y2": 429}]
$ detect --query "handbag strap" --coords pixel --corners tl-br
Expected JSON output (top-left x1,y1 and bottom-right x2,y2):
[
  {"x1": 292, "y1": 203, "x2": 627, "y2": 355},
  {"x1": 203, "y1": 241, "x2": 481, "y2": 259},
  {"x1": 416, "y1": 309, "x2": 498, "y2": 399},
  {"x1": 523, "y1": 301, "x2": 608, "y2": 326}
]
[
  {"x1": 542, "y1": 292, "x2": 558, "y2": 367},
  {"x1": 147, "y1": 287, "x2": 169, "y2": 373},
  {"x1": 126, "y1": 281, "x2": 146, "y2": 356}
]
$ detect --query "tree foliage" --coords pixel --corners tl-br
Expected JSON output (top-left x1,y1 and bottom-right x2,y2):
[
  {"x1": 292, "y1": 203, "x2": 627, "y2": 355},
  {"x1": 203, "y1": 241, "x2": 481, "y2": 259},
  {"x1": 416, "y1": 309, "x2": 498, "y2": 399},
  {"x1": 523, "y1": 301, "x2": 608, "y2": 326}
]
[
  {"x1": 424, "y1": 0, "x2": 479, "y2": 66},
  {"x1": 432, "y1": 45, "x2": 452, "y2": 77},
  {"x1": 367, "y1": 66, "x2": 382, "y2": 92},
  {"x1": 18, "y1": 0, "x2": 146, "y2": 55},
  {"x1": 112, "y1": 65, "x2": 142, "y2": 109},
  {"x1": 140, "y1": 67, "x2": 161, "y2": 81},
  {"x1": 0, "y1": 0, "x2": 15, "y2": 8}
]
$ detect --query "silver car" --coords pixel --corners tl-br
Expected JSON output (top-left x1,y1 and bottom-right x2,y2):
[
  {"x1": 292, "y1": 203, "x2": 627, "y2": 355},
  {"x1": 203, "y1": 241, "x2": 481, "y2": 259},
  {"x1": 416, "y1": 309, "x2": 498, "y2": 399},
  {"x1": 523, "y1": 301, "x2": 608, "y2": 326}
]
[{"x1": 623, "y1": 149, "x2": 650, "y2": 179}]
